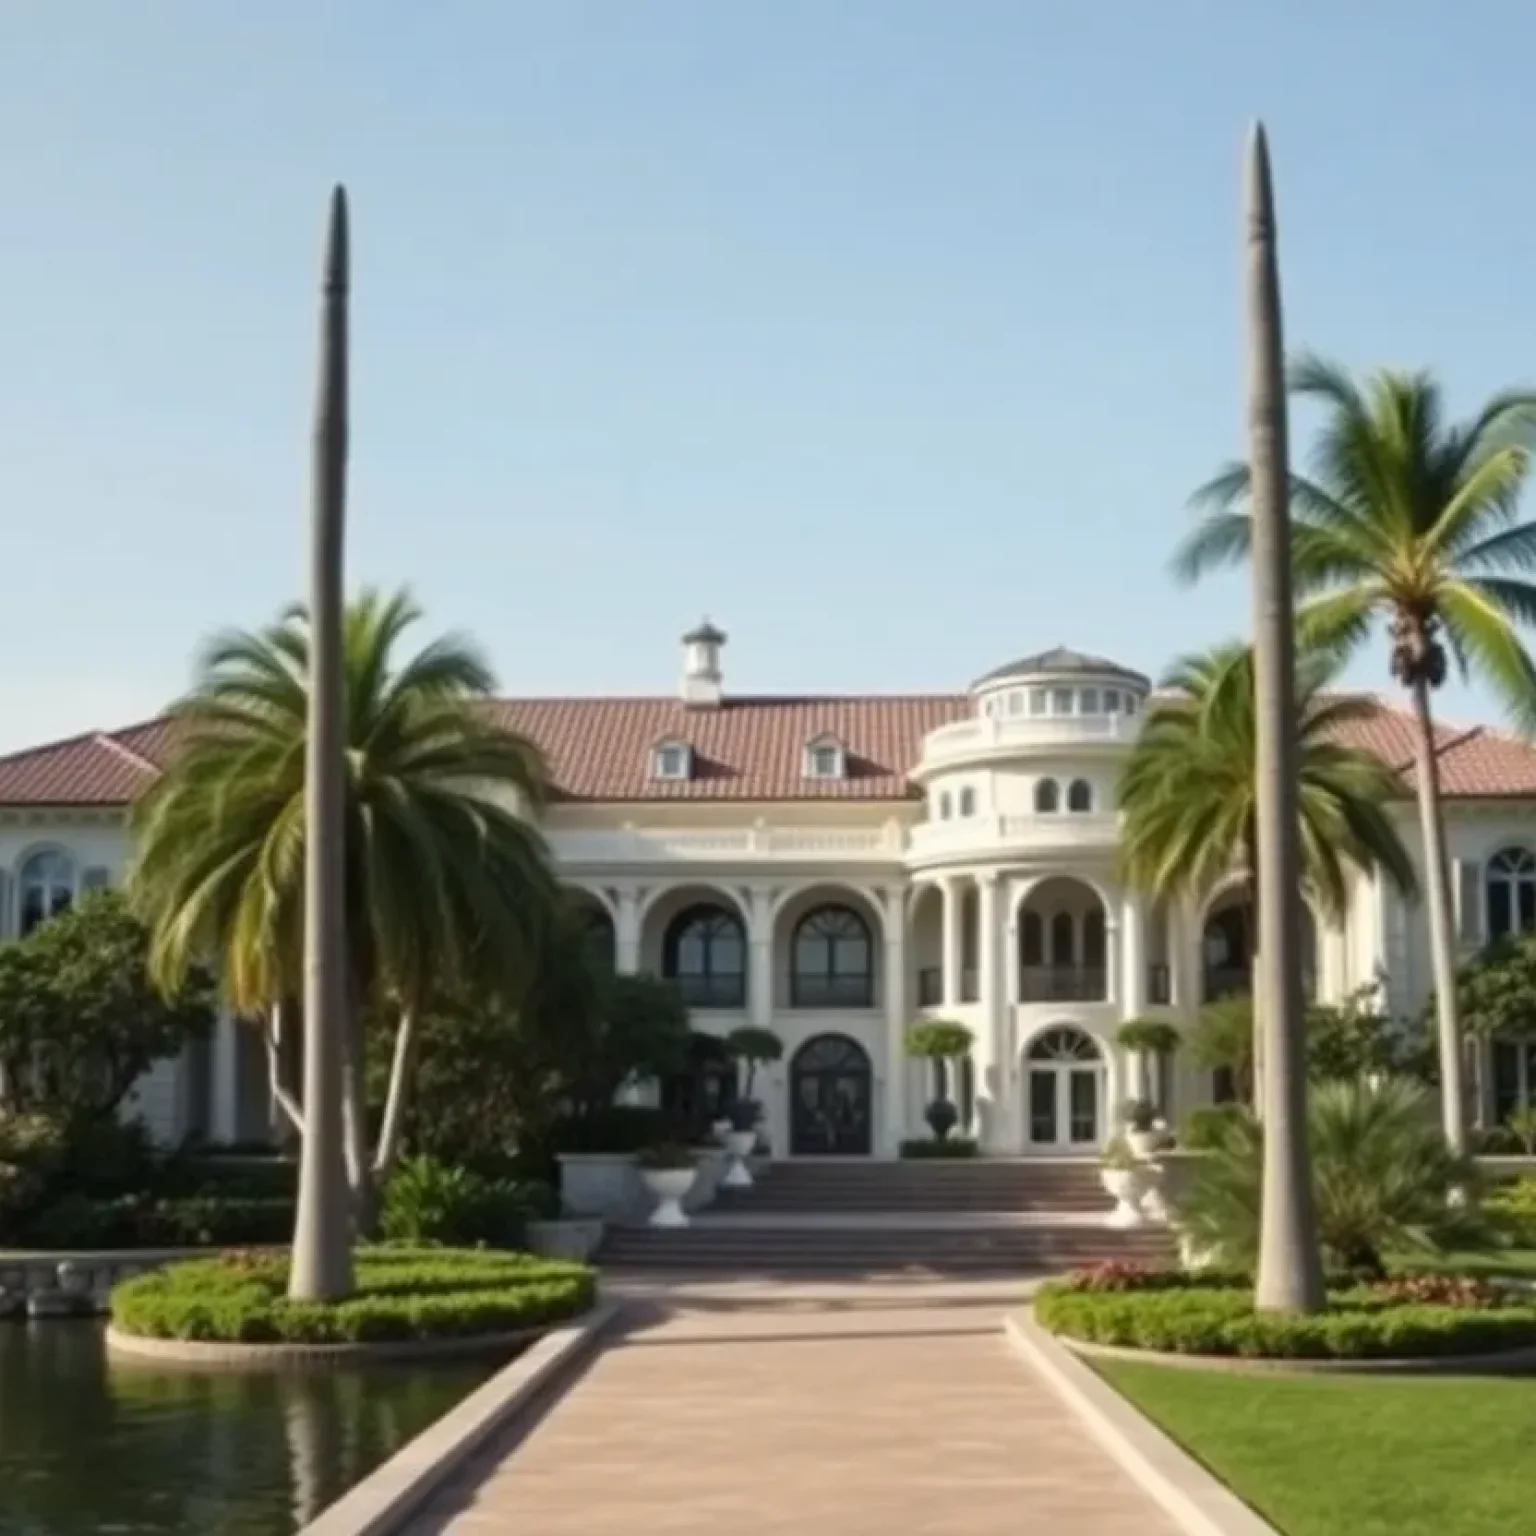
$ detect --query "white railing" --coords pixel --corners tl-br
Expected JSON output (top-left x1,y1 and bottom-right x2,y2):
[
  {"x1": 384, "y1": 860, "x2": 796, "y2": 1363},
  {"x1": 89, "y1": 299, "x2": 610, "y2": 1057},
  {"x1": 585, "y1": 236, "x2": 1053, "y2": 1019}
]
[
  {"x1": 916, "y1": 712, "x2": 1141, "y2": 769},
  {"x1": 549, "y1": 824, "x2": 907, "y2": 865},
  {"x1": 907, "y1": 813, "x2": 1120, "y2": 859}
]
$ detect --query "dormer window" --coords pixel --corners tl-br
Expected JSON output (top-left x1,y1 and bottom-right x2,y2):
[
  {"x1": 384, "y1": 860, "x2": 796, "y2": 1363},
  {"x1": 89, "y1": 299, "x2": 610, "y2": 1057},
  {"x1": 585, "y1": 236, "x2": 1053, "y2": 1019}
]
[
  {"x1": 652, "y1": 739, "x2": 692, "y2": 781},
  {"x1": 804, "y1": 734, "x2": 845, "y2": 781}
]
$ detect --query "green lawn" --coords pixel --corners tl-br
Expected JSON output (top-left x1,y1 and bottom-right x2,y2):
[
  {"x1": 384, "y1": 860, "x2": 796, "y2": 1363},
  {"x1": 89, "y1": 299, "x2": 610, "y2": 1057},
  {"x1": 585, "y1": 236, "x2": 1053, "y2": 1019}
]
[{"x1": 1097, "y1": 1360, "x2": 1536, "y2": 1536}]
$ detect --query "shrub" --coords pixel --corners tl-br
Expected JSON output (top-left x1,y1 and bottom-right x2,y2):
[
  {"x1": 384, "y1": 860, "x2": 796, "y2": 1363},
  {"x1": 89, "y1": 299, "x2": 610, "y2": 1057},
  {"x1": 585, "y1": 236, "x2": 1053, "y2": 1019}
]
[
  {"x1": 1485, "y1": 1176, "x2": 1536, "y2": 1245},
  {"x1": 380, "y1": 1156, "x2": 547, "y2": 1247},
  {"x1": 1180, "y1": 1103, "x2": 1252, "y2": 1151},
  {"x1": 1508, "y1": 1106, "x2": 1536, "y2": 1156},
  {"x1": 56, "y1": 1117, "x2": 160, "y2": 1197},
  {"x1": 1175, "y1": 1077, "x2": 1484, "y2": 1277},
  {"x1": 110, "y1": 1246, "x2": 596, "y2": 1345},
  {"x1": 19, "y1": 1192, "x2": 295, "y2": 1249},
  {"x1": 899, "y1": 1137, "x2": 979, "y2": 1160},
  {"x1": 1475, "y1": 1124, "x2": 1524, "y2": 1156},
  {"x1": 156, "y1": 1153, "x2": 298, "y2": 1200},
  {"x1": 1034, "y1": 1275, "x2": 1536, "y2": 1360},
  {"x1": 0, "y1": 1111, "x2": 68, "y2": 1235},
  {"x1": 547, "y1": 1105, "x2": 687, "y2": 1156}
]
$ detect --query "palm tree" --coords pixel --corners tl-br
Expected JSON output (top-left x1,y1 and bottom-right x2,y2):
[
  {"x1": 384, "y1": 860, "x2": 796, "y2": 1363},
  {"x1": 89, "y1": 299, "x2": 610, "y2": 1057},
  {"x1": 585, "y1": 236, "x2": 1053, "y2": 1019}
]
[
  {"x1": 1121, "y1": 644, "x2": 1418, "y2": 934},
  {"x1": 129, "y1": 586, "x2": 557, "y2": 1241},
  {"x1": 1176, "y1": 284, "x2": 1536, "y2": 1168}
]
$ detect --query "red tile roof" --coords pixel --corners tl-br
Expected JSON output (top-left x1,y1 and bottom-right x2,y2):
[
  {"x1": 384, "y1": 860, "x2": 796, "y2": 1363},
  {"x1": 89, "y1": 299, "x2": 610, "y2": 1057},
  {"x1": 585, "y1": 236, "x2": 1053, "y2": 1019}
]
[{"x1": 0, "y1": 693, "x2": 1532, "y2": 807}]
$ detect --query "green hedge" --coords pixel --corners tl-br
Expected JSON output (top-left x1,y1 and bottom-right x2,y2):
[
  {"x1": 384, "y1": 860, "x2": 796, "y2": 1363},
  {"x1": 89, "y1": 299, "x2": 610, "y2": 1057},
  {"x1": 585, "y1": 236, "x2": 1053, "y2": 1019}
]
[
  {"x1": 1034, "y1": 1270, "x2": 1536, "y2": 1360},
  {"x1": 899, "y1": 1137, "x2": 980, "y2": 1160},
  {"x1": 111, "y1": 1246, "x2": 596, "y2": 1345},
  {"x1": 20, "y1": 1193, "x2": 296, "y2": 1249}
]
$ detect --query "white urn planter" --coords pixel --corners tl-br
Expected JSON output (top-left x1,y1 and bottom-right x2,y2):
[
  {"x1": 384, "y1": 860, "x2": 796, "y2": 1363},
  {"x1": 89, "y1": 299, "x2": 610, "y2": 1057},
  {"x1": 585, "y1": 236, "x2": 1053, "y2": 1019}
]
[
  {"x1": 643, "y1": 1167, "x2": 697, "y2": 1229},
  {"x1": 721, "y1": 1130, "x2": 757, "y2": 1189},
  {"x1": 712, "y1": 1118, "x2": 733, "y2": 1143},
  {"x1": 1100, "y1": 1165, "x2": 1148, "y2": 1229},
  {"x1": 1126, "y1": 1129, "x2": 1162, "y2": 1161}
]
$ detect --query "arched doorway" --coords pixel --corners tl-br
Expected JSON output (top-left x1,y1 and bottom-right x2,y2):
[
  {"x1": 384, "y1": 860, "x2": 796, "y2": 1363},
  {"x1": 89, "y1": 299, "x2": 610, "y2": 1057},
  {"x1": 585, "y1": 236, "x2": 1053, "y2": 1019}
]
[
  {"x1": 789, "y1": 1034, "x2": 873, "y2": 1155},
  {"x1": 1024, "y1": 1027, "x2": 1104, "y2": 1151}
]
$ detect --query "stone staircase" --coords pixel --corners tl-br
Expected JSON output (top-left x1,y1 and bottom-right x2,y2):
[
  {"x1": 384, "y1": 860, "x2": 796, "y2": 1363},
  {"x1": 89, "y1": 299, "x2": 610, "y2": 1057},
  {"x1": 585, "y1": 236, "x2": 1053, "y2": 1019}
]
[
  {"x1": 599, "y1": 1158, "x2": 1176, "y2": 1276},
  {"x1": 716, "y1": 1157, "x2": 1110, "y2": 1214}
]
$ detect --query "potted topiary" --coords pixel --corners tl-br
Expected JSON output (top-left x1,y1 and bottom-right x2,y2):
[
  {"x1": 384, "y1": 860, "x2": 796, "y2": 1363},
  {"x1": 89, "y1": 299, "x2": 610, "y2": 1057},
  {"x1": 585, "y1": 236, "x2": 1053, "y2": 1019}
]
[
  {"x1": 720, "y1": 1098, "x2": 760, "y2": 1189},
  {"x1": 638, "y1": 1143, "x2": 698, "y2": 1228},
  {"x1": 905, "y1": 1019, "x2": 974, "y2": 1147},
  {"x1": 1099, "y1": 1136, "x2": 1148, "y2": 1229},
  {"x1": 1119, "y1": 1098, "x2": 1167, "y2": 1160},
  {"x1": 725, "y1": 1026, "x2": 783, "y2": 1165}
]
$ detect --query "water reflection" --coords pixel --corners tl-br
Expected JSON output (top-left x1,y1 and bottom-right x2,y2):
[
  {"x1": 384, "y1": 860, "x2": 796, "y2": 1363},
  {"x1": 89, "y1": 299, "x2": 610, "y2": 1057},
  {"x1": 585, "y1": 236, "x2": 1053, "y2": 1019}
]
[{"x1": 0, "y1": 1323, "x2": 495, "y2": 1534}]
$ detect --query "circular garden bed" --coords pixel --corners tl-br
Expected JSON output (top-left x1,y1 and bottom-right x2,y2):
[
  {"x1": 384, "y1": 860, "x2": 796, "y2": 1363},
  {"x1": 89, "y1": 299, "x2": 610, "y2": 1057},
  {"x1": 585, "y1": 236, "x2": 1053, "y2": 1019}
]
[
  {"x1": 1034, "y1": 1263, "x2": 1536, "y2": 1369},
  {"x1": 107, "y1": 1246, "x2": 597, "y2": 1364}
]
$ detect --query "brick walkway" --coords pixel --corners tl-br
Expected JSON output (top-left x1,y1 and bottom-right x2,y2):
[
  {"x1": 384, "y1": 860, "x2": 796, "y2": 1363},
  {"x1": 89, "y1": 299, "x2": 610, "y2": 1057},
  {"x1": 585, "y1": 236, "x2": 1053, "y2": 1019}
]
[{"x1": 403, "y1": 1276, "x2": 1177, "y2": 1535}]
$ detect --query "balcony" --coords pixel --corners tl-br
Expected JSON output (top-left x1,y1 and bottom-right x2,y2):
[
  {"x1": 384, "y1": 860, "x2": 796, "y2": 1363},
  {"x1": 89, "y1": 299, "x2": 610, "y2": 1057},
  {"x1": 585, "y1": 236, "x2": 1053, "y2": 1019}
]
[
  {"x1": 549, "y1": 824, "x2": 905, "y2": 867},
  {"x1": 916, "y1": 966, "x2": 978, "y2": 1007},
  {"x1": 907, "y1": 812, "x2": 1119, "y2": 864},
  {"x1": 1019, "y1": 965, "x2": 1107, "y2": 1003},
  {"x1": 914, "y1": 713, "x2": 1140, "y2": 775},
  {"x1": 1201, "y1": 967, "x2": 1317, "y2": 1004},
  {"x1": 670, "y1": 974, "x2": 746, "y2": 1010},
  {"x1": 790, "y1": 974, "x2": 875, "y2": 1010}
]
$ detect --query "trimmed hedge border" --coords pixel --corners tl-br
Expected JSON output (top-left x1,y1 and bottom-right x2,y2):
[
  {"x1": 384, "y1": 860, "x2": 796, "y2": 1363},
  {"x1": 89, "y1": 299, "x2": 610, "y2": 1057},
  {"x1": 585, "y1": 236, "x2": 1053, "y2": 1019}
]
[
  {"x1": 110, "y1": 1246, "x2": 596, "y2": 1349},
  {"x1": 1035, "y1": 1270, "x2": 1536, "y2": 1364}
]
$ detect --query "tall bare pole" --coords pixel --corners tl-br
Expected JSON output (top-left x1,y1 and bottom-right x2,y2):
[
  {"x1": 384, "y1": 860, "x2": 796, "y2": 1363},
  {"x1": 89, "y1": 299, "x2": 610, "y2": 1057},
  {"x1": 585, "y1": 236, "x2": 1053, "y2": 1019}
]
[
  {"x1": 289, "y1": 186, "x2": 355, "y2": 1301},
  {"x1": 1245, "y1": 125, "x2": 1325, "y2": 1313}
]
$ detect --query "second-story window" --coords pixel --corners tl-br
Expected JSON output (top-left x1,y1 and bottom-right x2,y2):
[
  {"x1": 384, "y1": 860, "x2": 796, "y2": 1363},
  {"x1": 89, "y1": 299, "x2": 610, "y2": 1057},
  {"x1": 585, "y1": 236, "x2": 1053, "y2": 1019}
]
[
  {"x1": 18, "y1": 849, "x2": 75, "y2": 936},
  {"x1": 791, "y1": 904, "x2": 874, "y2": 1007},
  {"x1": 663, "y1": 904, "x2": 746, "y2": 1008}
]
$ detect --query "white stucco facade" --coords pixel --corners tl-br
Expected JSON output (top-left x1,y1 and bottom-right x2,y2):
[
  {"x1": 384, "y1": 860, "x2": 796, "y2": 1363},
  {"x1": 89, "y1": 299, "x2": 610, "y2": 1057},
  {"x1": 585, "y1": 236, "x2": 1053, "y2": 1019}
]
[{"x1": 5, "y1": 638, "x2": 1536, "y2": 1155}]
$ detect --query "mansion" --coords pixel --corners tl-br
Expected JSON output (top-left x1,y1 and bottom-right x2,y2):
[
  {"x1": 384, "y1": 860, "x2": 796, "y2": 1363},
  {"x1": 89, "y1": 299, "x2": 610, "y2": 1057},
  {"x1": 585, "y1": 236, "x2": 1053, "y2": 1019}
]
[{"x1": 4, "y1": 623, "x2": 1536, "y2": 1158}]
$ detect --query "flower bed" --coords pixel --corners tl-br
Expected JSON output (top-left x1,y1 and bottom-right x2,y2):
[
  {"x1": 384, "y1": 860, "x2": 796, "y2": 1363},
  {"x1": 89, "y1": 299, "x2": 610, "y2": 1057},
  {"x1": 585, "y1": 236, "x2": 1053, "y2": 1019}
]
[
  {"x1": 1034, "y1": 1263, "x2": 1536, "y2": 1361},
  {"x1": 110, "y1": 1246, "x2": 596, "y2": 1345}
]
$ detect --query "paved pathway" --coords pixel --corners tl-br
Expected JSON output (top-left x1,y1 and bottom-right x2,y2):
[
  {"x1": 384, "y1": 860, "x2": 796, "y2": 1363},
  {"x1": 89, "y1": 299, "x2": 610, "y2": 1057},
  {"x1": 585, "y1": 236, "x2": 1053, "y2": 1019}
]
[{"x1": 404, "y1": 1276, "x2": 1178, "y2": 1535}]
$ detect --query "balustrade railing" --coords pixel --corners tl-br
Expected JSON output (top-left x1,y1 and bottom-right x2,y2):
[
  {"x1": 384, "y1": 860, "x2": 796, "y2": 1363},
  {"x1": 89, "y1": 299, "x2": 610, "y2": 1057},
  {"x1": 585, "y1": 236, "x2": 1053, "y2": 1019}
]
[{"x1": 1018, "y1": 965, "x2": 1108, "y2": 1003}]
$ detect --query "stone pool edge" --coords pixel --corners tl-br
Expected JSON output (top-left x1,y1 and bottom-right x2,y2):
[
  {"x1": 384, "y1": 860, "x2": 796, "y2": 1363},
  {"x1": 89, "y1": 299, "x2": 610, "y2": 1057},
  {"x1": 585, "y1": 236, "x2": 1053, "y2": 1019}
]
[{"x1": 297, "y1": 1298, "x2": 619, "y2": 1536}]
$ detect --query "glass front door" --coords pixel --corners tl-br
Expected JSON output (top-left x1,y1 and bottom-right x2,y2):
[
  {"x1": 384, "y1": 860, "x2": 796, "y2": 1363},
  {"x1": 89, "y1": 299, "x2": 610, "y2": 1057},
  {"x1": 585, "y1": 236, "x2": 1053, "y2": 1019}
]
[{"x1": 1027, "y1": 1065, "x2": 1101, "y2": 1149}]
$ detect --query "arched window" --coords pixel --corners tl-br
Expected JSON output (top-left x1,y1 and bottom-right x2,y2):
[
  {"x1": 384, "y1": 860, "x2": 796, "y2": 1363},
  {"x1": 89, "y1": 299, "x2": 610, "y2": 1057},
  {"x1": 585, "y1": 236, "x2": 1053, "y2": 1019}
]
[
  {"x1": 1050, "y1": 912, "x2": 1075, "y2": 965},
  {"x1": 18, "y1": 849, "x2": 75, "y2": 936},
  {"x1": 1487, "y1": 847, "x2": 1536, "y2": 942},
  {"x1": 663, "y1": 904, "x2": 746, "y2": 1008},
  {"x1": 1027, "y1": 1027, "x2": 1101, "y2": 1063},
  {"x1": 958, "y1": 786, "x2": 976, "y2": 817},
  {"x1": 938, "y1": 791, "x2": 952, "y2": 820},
  {"x1": 1067, "y1": 779, "x2": 1092, "y2": 812},
  {"x1": 791, "y1": 905, "x2": 874, "y2": 1008},
  {"x1": 1034, "y1": 778, "x2": 1060, "y2": 813}
]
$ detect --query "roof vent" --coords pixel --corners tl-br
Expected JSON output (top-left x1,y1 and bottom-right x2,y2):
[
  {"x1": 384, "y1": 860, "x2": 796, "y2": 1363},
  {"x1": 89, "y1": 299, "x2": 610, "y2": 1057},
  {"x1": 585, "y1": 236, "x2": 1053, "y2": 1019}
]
[{"x1": 681, "y1": 619, "x2": 726, "y2": 708}]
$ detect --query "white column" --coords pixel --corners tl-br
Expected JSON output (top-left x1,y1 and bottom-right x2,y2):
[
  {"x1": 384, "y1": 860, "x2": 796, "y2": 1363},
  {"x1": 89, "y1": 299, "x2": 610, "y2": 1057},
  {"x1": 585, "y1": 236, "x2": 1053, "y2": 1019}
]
[
  {"x1": 1104, "y1": 917, "x2": 1121, "y2": 1007},
  {"x1": 941, "y1": 874, "x2": 964, "y2": 1008},
  {"x1": 615, "y1": 887, "x2": 641, "y2": 975},
  {"x1": 1121, "y1": 893, "x2": 1147, "y2": 1017},
  {"x1": 212, "y1": 1008, "x2": 241, "y2": 1144},
  {"x1": 747, "y1": 886, "x2": 774, "y2": 1029},
  {"x1": 1120, "y1": 892, "x2": 1149, "y2": 1099},
  {"x1": 882, "y1": 887, "x2": 907, "y2": 1156},
  {"x1": 975, "y1": 872, "x2": 1000, "y2": 1145}
]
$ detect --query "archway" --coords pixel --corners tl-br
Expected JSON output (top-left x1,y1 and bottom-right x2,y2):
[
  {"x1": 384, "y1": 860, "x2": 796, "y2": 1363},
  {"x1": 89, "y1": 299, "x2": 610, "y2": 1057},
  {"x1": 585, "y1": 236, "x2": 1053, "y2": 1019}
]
[
  {"x1": 1201, "y1": 889, "x2": 1317, "y2": 1002},
  {"x1": 1023, "y1": 1026, "x2": 1104, "y2": 1150},
  {"x1": 1016, "y1": 877, "x2": 1108, "y2": 1001},
  {"x1": 789, "y1": 1033, "x2": 873, "y2": 1155}
]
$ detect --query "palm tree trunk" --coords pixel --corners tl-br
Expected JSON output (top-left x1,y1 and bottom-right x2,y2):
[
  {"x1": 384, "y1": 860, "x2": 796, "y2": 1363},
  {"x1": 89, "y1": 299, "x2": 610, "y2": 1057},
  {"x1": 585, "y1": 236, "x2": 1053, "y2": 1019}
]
[
  {"x1": 1243, "y1": 124, "x2": 1325, "y2": 1314},
  {"x1": 289, "y1": 186, "x2": 355, "y2": 1303},
  {"x1": 1409, "y1": 673, "x2": 1467, "y2": 1153},
  {"x1": 373, "y1": 1006, "x2": 418, "y2": 1177}
]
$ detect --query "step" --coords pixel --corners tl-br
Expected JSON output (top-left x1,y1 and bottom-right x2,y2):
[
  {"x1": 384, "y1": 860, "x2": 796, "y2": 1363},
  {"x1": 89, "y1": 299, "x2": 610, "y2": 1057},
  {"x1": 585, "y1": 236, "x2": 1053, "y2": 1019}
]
[{"x1": 601, "y1": 1224, "x2": 1173, "y2": 1275}]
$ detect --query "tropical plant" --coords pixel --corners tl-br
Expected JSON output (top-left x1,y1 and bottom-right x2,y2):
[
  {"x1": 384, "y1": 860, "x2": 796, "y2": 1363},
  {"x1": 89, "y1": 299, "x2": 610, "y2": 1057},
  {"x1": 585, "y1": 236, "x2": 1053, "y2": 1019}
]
[
  {"x1": 1175, "y1": 1077, "x2": 1483, "y2": 1279},
  {"x1": 129, "y1": 583, "x2": 558, "y2": 1251},
  {"x1": 1176, "y1": 347, "x2": 1536, "y2": 1159},
  {"x1": 0, "y1": 891, "x2": 215, "y2": 1124},
  {"x1": 1506, "y1": 1106, "x2": 1536, "y2": 1157},
  {"x1": 1450, "y1": 931, "x2": 1536, "y2": 1042},
  {"x1": 379, "y1": 1155, "x2": 546, "y2": 1246},
  {"x1": 1119, "y1": 644, "x2": 1417, "y2": 926}
]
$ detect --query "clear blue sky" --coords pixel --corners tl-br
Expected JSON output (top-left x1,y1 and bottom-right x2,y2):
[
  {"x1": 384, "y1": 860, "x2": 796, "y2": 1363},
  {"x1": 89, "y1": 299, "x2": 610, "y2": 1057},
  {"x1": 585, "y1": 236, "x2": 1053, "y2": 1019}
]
[{"x1": 2, "y1": 2, "x2": 1532, "y2": 751}]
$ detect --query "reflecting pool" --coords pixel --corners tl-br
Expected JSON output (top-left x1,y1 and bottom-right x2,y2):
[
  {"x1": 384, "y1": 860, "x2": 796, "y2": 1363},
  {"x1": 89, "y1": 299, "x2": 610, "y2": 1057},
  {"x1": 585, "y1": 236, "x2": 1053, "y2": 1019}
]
[{"x1": 0, "y1": 1322, "x2": 499, "y2": 1534}]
